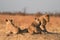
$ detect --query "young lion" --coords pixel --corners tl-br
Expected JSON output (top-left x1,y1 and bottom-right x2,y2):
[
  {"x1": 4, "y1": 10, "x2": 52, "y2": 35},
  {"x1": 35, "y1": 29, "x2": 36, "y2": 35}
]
[
  {"x1": 28, "y1": 18, "x2": 41, "y2": 34},
  {"x1": 19, "y1": 18, "x2": 41, "y2": 34},
  {"x1": 5, "y1": 19, "x2": 19, "y2": 36},
  {"x1": 35, "y1": 14, "x2": 50, "y2": 33}
]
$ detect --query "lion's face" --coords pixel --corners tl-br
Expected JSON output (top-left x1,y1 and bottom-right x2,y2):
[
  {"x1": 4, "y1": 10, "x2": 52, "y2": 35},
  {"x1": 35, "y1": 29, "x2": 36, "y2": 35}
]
[
  {"x1": 5, "y1": 19, "x2": 13, "y2": 24},
  {"x1": 31, "y1": 18, "x2": 41, "y2": 27},
  {"x1": 34, "y1": 18, "x2": 40, "y2": 25}
]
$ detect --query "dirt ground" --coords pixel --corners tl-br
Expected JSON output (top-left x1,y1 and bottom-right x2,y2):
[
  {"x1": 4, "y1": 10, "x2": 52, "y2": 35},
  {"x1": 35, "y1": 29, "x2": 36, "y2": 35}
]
[{"x1": 0, "y1": 14, "x2": 60, "y2": 40}]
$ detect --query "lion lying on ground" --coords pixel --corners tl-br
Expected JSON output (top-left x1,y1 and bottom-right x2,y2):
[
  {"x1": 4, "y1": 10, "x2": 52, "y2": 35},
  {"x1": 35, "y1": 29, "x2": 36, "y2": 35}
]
[{"x1": 5, "y1": 19, "x2": 19, "y2": 36}]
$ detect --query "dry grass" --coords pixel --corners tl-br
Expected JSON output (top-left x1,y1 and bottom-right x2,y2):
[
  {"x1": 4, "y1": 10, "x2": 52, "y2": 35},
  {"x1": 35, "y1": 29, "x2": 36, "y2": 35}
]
[{"x1": 0, "y1": 14, "x2": 60, "y2": 40}]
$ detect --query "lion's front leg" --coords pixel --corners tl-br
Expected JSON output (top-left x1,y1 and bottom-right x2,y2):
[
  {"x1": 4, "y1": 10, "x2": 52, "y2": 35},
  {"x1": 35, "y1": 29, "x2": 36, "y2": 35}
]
[
  {"x1": 28, "y1": 26, "x2": 38, "y2": 34},
  {"x1": 28, "y1": 28, "x2": 33, "y2": 35}
]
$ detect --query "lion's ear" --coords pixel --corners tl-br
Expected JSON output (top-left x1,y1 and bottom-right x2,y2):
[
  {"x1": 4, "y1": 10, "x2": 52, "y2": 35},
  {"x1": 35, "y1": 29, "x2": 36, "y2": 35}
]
[
  {"x1": 35, "y1": 18, "x2": 37, "y2": 20},
  {"x1": 6, "y1": 19, "x2": 8, "y2": 22}
]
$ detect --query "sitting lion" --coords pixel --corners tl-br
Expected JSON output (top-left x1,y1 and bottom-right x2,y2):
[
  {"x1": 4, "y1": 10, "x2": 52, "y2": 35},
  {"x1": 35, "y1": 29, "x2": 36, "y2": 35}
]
[
  {"x1": 19, "y1": 18, "x2": 41, "y2": 34},
  {"x1": 35, "y1": 14, "x2": 50, "y2": 33},
  {"x1": 27, "y1": 18, "x2": 41, "y2": 34}
]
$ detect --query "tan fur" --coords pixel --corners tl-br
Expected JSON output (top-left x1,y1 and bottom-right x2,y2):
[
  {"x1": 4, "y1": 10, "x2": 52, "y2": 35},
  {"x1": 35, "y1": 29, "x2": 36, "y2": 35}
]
[
  {"x1": 27, "y1": 18, "x2": 40, "y2": 34},
  {"x1": 19, "y1": 18, "x2": 40, "y2": 34},
  {"x1": 20, "y1": 24, "x2": 29, "y2": 30},
  {"x1": 36, "y1": 14, "x2": 50, "y2": 32},
  {"x1": 28, "y1": 25, "x2": 37, "y2": 34},
  {"x1": 5, "y1": 19, "x2": 18, "y2": 35}
]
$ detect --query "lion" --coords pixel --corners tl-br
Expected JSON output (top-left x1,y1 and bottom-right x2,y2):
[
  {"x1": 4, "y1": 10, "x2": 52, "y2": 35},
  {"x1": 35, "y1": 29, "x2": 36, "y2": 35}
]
[
  {"x1": 19, "y1": 18, "x2": 41, "y2": 34},
  {"x1": 5, "y1": 19, "x2": 19, "y2": 36},
  {"x1": 35, "y1": 14, "x2": 50, "y2": 33},
  {"x1": 27, "y1": 18, "x2": 41, "y2": 34}
]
